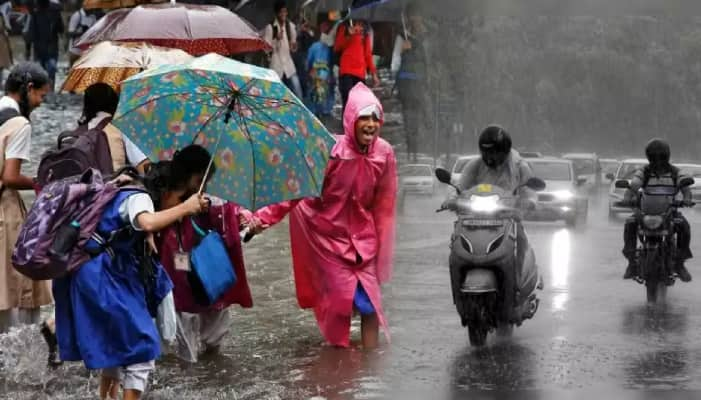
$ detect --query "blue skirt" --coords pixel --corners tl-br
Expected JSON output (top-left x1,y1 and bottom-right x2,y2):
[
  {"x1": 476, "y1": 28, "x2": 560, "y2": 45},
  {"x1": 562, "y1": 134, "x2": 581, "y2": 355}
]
[
  {"x1": 353, "y1": 282, "x2": 375, "y2": 316},
  {"x1": 53, "y1": 251, "x2": 171, "y2": 370}
]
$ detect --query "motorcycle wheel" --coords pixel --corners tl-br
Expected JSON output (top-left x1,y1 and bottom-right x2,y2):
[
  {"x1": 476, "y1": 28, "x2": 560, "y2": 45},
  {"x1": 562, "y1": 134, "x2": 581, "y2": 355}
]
[
  {"x1": 643, "y1": 246, "x2": 667, "y2": 304},
  {"x1": 468, "y1": 325, "x2": 488, "y2": 346},
  {"x1": 646, "y1": 280, "x2": 667, "y2": 304}
]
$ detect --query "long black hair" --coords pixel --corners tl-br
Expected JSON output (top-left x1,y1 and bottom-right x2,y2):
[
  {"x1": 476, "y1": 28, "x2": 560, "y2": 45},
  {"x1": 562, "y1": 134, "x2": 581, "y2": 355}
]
[
  {"x1": 142, "y1": 145, "x2": 215, "y2": 210},
  {"x1": 4, "y1": 62, "x2": 50, "y2": 118},
  {"x1": 79, "y1": 83, "x2": 119, "y2": 126}
]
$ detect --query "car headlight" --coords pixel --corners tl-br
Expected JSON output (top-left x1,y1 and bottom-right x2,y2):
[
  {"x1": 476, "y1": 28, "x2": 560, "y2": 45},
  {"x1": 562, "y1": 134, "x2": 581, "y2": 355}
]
[
  {"x1": 469, "y1": 194, "x2": 500, "y2": 213},
  {"x1": 642, "y1": 215, "x2": 664, "y2": 230},
  {"x1": 552, "y1": 190, "x2": 574, "y2": 200}
]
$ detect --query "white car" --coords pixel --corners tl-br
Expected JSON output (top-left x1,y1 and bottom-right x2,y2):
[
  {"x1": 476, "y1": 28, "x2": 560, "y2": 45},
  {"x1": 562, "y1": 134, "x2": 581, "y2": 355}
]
[
  {"x1": 600, "y1": 158, "x2": 620, "y2": 186},
  {"x1": 562, "y1": 153, "x2": 601, "y2": 192},
  {"x1": 676, "y1": 163, "x2": 701, "y2": 203},
  {"x1": 399, "y1": 164, "x2": 436, "y2": 195},
  {"x1": 527, "y1": 158, "x2": 588, "y2": 227},
  {"x1": 450, "y1": 155, "x2": 479, "y2": 183},
  {"x1": 607, "y1": 158, "x2": 648, "y2": 218}
]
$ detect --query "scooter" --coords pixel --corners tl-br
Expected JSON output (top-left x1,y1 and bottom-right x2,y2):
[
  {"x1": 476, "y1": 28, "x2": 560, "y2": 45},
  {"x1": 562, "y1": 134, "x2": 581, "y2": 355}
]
[
  {"x1": 614, "y1": 176, "x2": 695, "y2": 303},
  {"x1": 435, "y1": 168, "x2": 545, "y2": 346}
]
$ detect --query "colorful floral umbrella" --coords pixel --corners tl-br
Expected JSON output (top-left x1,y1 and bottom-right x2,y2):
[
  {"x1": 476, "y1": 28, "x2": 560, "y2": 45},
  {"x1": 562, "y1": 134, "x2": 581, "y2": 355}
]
[
  {"x1": 112, "y1": 53, "x2": 336, "y2": 211},
  {"x1": 62, "y1": 41, "x2": 193, "y2": 93},
  {"x1": 75, "y1": 3, "x2": 271, "y2": 56}
]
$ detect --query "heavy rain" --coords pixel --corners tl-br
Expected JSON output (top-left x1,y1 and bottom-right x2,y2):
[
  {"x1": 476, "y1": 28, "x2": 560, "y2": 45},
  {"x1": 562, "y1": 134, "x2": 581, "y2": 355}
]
[{"x1": 2, "y1": 0, "x2": 701, "y2": 399}]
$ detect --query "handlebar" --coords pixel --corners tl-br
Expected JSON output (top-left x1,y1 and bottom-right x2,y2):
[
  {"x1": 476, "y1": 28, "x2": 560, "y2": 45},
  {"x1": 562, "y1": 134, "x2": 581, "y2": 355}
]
[{"x1": 614, "y1": 200, "x2": 695, "y2": 208}]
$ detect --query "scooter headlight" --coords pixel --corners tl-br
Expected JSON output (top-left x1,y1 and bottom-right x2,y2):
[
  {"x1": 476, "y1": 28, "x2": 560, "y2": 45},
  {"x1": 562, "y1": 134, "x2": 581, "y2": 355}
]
[
  {"x1": 552, "y1": 190, "x2": 574, "y2": 200},
  {"x1": 469, "y1": 194, "x2": 500, "y2": 213},
  {"x1": 642, "y1": 215, "x2": 664, "y2": 230}
]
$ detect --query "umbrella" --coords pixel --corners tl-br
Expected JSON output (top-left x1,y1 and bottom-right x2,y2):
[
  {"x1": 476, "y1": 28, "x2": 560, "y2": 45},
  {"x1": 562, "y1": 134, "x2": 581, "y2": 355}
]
[
  {"x1": 75, "y1": 3, "x2": 271, "y2": 56},
  {"x1": 82, "y1": 0, "x2": 167, "y2": 10},
  {"x1": 112, "y1": 53, "x2": 337, "y2": 211},
  {"x1": 62, "y1": 41, "x2": 194, "y2": 93}
]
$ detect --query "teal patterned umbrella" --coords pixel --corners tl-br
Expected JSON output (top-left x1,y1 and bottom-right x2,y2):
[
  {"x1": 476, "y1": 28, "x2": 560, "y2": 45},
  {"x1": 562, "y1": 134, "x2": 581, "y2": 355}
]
[{"x1": 113, "y1": 53, "x2": 336, "y2": 211}]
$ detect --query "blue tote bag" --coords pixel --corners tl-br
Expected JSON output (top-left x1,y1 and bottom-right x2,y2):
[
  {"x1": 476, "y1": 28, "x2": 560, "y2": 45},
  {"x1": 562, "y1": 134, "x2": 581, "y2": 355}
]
[{"x1": 188, "y1": 218, "x2": 237, "y2": 305}]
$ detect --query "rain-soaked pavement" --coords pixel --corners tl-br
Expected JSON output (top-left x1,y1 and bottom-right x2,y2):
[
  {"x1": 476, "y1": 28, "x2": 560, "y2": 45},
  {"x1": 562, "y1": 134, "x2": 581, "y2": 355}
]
[{"x1": 3, "y1": 94, "x2": 701, "y2": 398}]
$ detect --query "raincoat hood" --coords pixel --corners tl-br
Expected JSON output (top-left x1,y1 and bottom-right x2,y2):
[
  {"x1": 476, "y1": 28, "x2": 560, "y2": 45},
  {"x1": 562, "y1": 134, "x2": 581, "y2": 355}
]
[{"x1": 342, "y1": 82, "x2": 384, "y2": 154}]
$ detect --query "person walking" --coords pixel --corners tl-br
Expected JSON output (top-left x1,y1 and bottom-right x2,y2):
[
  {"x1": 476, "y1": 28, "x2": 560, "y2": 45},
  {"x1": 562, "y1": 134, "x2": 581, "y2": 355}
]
[
  {"x1": 334, "y1": 19, "x2": 380, "y2": 113},
  {"x1": 263, "y1": 1, "x2": 303, "y2": 99}
]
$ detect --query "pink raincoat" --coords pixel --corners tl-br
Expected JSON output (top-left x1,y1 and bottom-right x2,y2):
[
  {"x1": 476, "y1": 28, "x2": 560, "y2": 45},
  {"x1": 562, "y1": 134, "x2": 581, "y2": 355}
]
[{"x1": 254, "y1": 83, "x2": 397, "y2": 347}]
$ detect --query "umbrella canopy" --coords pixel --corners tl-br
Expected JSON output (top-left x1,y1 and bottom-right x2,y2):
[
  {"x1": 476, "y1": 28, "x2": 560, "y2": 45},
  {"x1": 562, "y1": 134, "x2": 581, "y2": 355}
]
[
  {"x1": 62, "y1": 41, "x2": 194, "y2": 93},
  {"x1": 112, "y1": 53, "x2": 336, "y2": 211},
  {"x1": 314, "y1": 0, "x2": 404, "y2": 22},
  {"x1": 82, "y1": 0, "x2": 167, "y2": 10},
  {"x1": 75, "y1": 3, "x2": 271, "y2": 56}
]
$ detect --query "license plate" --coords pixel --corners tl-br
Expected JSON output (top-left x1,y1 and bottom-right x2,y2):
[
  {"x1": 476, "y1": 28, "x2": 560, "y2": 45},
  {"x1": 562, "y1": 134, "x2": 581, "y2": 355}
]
[{"x1": 462, "y1": 219, "x2": 502, "y2": 227}]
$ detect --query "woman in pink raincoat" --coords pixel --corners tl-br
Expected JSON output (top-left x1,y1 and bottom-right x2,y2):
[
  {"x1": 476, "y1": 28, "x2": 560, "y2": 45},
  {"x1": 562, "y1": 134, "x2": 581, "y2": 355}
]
[{"x1": 250, "y1": 82, "x2": 397, "y2": 348}]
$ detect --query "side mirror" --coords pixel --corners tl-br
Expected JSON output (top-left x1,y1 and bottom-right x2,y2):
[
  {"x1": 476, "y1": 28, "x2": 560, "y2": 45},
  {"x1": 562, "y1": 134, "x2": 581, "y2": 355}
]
[
  {"x1": 435, "y1": 167, "x2": 452, "y2": 184},
  {"x1": 615, "y1": 179, "x2": 630, "y2": 189},
  {"x1": 525, "y1": 177, "x2": 546, "y2": 191},
  {"x1": 679, "y1": 176, "x2": 695, "y2": 188},
  {"x1": 577, "y1": 175, "x2": 588, "y2": 183},
  {"x1": 606, "y1": 173, "x2": 615, "y2": 181},
  {"x1": 435, "y1": 167, "x2": 461, "y2": 194},
  {"x1": 576, "y1": 177, "x2": 587, "y2": 186}
]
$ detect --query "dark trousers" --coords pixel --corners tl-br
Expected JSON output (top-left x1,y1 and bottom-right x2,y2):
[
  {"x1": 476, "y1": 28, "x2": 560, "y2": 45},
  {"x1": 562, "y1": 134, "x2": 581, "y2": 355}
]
[{"x1": 339, "y1": 74, "x2": 364, "y2": 114}]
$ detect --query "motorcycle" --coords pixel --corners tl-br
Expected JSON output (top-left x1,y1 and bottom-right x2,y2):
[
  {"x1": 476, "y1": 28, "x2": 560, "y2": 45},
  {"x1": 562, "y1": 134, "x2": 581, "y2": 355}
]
[
  {"x1": 435, "y1": 168, "x2": 545, "y2": 346},
  {"x1": 614, "y1": 176, "x2": 695, "y2": 303}
]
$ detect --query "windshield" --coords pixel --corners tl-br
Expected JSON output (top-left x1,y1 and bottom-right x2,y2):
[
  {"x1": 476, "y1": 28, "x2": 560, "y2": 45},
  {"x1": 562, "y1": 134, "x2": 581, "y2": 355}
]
[
  {"x1": 601, "y1": 161, "x2": 620, "y2": 174},
  {"x1": 400, "y1": 165, "x2": 432, "y2": 176},
  {"x1": 529, "y1": 162, "x2": 572, "y2": 181},
  {"x1": 453, "y1": 157, "x2": 477, "y2": 173},
  {"x1": 616, "y1": 162, "x2": 647, "y2": 180},
  {"x1": 568, "y1": 158, "x2": 595, "y2": 175}
]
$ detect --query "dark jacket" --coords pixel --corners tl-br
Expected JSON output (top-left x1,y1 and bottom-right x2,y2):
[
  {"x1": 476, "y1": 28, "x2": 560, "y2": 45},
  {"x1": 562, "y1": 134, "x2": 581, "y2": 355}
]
[{"x1": 30, "y1": 3, "x2": 63, "y2": 59}]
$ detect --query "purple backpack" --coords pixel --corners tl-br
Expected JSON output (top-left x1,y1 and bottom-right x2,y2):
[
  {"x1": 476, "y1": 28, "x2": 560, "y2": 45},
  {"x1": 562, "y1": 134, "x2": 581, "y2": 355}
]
[{"x1": 12, "y1": 169, "x2": 123, "y2": 280}]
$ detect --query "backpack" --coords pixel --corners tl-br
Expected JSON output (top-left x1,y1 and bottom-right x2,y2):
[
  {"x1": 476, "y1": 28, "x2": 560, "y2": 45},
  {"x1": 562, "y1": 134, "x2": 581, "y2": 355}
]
[
  {"x1": 12, "y1": 168, "x2": 132, "y2": 280},
  {"x1": 642, "y1": 164, "x2": 679, "y2": 188},
  {"x1": 36, "y1": 118, "x2": 114, "y2": 186}
]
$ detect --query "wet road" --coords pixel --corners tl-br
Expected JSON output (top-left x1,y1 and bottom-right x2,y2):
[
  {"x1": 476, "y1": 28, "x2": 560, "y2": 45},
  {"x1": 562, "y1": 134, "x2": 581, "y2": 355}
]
[
  {"x1": 2, "y1": 94, "x2": 701, "y2": 397},
  {"x1": 4, "y1": 186, "x2": 701, "y2": 399}
]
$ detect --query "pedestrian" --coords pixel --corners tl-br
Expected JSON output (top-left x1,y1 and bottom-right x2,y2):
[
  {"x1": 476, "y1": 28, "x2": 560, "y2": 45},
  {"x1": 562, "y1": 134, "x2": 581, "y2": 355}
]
[
  {"x1": 28, "y1": 0, "x2": 63, "y2": 90},
  {"x1": 391, "y1": 1, "x2": 429, "y2": 158},
  {"x1": 67, "y1": 2, "x2": 97, "y2": 67},
  {"x1": 263, "y1": 1, "x2": 303, "y2": 99},
  {"x1": 0, "y1": 4, "x2": 13, "y2": 82},
  {"x1": 52, "y1": 172, "x2": 209, "y2": 400},
  {"x1": 0, "y1": 63, "x2": 52, "y2": 334},
  {"x1": 151, "y1": 145, "x2": 254, "y2": 363},
  {"x1": 248, "y1": 83, "x2": 397, "y2": 349},
  {"x1": 306, "y1": 21, "x2": 335, "y2": 120},
  {"x1": 38, "y1": 82, "x2": 152, "y2": 367},
  {"x1": 334, "y1": 18, "x2": 380, "y2": 113},
  {"x1": 77, "y1": 83, "x2": 150, "y2": 174},
  {"x1": 293, "y1": 15, "x2": 315, "y2": 99}
]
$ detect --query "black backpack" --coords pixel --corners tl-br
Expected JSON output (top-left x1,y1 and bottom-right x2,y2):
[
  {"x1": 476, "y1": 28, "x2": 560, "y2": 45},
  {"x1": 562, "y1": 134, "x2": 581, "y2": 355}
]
[{"x1": 36, "y1": 118, "x2": 114, "y2": 186}]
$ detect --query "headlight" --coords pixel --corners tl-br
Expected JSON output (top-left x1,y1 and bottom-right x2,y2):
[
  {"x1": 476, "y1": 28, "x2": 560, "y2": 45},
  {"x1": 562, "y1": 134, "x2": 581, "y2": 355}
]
[
  {"x1": 642, "y1": 215, "x2": 664, "y2": 230},
  {"x1": 552, "y1": 190, "x2": 574, "y2": 200},
  {"x1": 469, "y1": 194, "x2": 500, "y2": 213}
]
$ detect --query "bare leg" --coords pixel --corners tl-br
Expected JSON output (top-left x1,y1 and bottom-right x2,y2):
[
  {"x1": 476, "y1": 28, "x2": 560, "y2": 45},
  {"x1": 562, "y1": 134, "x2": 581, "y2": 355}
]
[
  {"x1": 123, "y1": 389, "x2": 143, "y2": 400},
  {"x1": 99, "y1": 376, "x2": 119, "y2": 400},
  {"x1": 360, "y1": 313, "x2": 379, "y2": 349}
]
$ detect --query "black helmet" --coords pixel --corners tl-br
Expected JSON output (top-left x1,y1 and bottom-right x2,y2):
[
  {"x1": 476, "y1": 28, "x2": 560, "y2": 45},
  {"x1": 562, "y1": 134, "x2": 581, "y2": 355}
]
[
  {"x1": 645, "y1": 138, "x2": 670, "y2": 166},
  {"x1": 479, "y1": 125, "x2": 512, "y2": 168}
]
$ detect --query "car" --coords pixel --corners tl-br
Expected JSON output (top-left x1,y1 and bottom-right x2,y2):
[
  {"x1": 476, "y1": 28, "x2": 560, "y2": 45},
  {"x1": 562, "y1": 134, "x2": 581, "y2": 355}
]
[
  {"x1": 519, "y1": 151, "x2": 544, "y2": 158},
  {"x1": 399, "y1": 164, "x2": 436, "y2": 195},
  {"x1": 676, "y1": 163, "x2": 701, "y2": 203},
  {"x1": 600, "y1": 158, "x2": 620, "y2": 186},
  {"x1": 450, "y1": 154, "x2": 479, "y2": 183},
  {"x1": 526, "y1": 158, "x2": 588, "y2": 227},
  {"x1": 607, "y1": 158, "x2": 648, "y2": 218},
  {"x1": 562, "y1": 153, "x2": 601, "y2": 192}
]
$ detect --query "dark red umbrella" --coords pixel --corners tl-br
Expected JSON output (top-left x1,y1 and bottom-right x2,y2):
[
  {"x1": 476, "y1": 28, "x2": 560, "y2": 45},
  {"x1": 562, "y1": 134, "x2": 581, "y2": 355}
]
[{"x1": 75, "y1": 2, "x2": 271, "y2": 56}]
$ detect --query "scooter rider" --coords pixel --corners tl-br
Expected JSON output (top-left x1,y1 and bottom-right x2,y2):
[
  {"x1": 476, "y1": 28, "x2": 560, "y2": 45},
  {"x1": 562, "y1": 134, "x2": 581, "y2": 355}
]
[
  {"x1": 456, "y1": 124, "x2": 537, "y2": 208},
  {"x1": 448, "y1": 124, "x2": 537, "y2": 278},
  {"x1": 622, "y1": 138, "x2": 693, "y2": 282}
]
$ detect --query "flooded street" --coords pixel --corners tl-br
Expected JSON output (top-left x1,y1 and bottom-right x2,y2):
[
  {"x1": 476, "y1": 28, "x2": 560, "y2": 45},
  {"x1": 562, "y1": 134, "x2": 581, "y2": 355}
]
[{"x1": 4, "y1": 173, "x2": 701, "y2": 398}]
